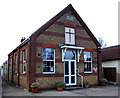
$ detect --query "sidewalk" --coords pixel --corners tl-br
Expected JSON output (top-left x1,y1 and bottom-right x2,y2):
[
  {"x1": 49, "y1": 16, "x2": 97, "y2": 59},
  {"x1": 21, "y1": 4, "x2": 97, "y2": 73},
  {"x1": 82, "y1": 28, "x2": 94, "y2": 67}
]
[
  {"x1": 2, "y1": 81, "x2": 33, "y2": 96},
  {"x1": 0, "y1": 77, "x2": 2, "y2": 98},
  {"x1": 2, "y1": 80, "x2": 119, "y2": 97}
]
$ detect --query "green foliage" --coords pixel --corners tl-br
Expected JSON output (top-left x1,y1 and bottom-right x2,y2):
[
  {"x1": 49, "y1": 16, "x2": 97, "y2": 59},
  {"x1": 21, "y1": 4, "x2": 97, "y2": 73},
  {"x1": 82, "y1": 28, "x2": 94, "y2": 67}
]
[
  {"x1": 31, "y1": 82, "x2": 40, "y2": 88},
  {"x1": 100, "y1": 78, "x2": 107, "y2": 82},
  {"x1": 55, "y1": 81, "x2": 66, "y2": 88},
  {"x1": 83, "y1": 80, "x2": 90, "y2": 85}
]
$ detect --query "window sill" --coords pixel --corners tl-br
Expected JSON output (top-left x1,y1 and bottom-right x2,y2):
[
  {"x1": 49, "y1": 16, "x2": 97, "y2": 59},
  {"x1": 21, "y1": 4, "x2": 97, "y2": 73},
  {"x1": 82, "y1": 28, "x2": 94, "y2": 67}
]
[
  {"x1": 22, "y1": 72, "x2": 26, "y2": 75},
  {"x1": 42, "y1": 72, "x2": 55, "y2": 75},
  {"x1": 84, "y1": 72, "x2": 93, "y2": 74},
  {"x1": 14, "y1": 72, "x2": 17, "y2": 73}
]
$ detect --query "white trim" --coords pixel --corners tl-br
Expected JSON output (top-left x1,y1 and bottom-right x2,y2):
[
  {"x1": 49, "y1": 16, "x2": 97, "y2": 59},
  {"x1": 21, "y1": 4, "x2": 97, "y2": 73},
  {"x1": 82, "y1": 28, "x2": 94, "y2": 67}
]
[
  {"x1": 64, "y1": 50, "x2": 76, "y2": 86},
  {"x1": 42, "y1": 48, "x2": 55, "y2": 74},
  {"x1": 61, "y1": 45, "x2": 84, "y2": 50},
  {"x1": 61, "y1": 45, "x2": 84, "y2": 62},
  {"x1": 84, "y1": 71, "x2": 92, "y2": 74},
  {"x1": 84, "y1": 51, "x2": 93, "y2": 73},
  {"x1": 15, "y1": 54, "x2": 17, "y2": 73},
  {"x1": 22, "y1": 50, "x2": 26, "y2": 74},
  {"x1": 64, "y1": 60, "x2": 76, "y2": 86},
  {"x1": 77, "y1": 49, "x2": 82, "y2": 62},
  {"x1": 65, "y1": 27, "x2": 75, "y2": 45},
  {"x1": 10, "y1": 58, "x2": 12, "y2": 73}
]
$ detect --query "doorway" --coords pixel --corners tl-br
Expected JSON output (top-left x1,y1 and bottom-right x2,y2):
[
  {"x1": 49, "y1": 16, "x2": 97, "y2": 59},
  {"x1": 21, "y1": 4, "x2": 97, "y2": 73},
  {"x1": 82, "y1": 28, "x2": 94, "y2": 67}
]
[{"x1": 64, "y1": 50, "x2": 76, "y2": 86}]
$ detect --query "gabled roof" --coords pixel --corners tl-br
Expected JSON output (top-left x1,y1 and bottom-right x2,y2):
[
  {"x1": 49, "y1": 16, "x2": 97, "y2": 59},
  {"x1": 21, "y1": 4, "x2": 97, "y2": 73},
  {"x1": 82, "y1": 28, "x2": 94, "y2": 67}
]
[
  {"x1": 9, "y1": 4, "x2": 101, "y2": 56},
  {"x1": 31, "y1": 4, "x2": 101, "y2": 47},
  {"x1": 102, "y1": 45, "x2": 120, "y2": 61}
]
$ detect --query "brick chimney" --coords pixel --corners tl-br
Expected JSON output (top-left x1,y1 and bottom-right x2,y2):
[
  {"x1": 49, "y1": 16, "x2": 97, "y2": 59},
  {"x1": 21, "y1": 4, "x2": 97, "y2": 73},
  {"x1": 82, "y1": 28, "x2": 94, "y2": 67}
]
[{"x1": 21, "y1": 37, "x2": 25, "y2": 43}]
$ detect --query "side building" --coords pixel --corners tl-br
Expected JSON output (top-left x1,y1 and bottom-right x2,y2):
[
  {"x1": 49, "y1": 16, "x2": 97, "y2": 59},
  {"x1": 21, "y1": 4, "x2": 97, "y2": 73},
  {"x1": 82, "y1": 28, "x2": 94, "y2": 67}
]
[
  {"x1": 102, "y1": 45, "x2": 120, "y2": 84},
  {"x1": 2, "y1": 60, "x2": 8, "y2": 81}
]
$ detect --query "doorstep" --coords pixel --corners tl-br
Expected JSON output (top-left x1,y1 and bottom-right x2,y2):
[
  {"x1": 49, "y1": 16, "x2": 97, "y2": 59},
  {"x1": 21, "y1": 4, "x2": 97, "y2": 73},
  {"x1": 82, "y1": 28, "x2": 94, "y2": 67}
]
[{"x1": 64, "y1": 86, "x2": 83, "y2": 90}]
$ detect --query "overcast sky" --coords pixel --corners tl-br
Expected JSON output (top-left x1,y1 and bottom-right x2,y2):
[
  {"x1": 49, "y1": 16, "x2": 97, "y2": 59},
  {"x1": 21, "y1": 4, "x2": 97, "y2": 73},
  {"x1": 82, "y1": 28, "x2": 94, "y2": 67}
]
[{"x1": 0, "y1": 0, "x2": 119, "y2": 66}]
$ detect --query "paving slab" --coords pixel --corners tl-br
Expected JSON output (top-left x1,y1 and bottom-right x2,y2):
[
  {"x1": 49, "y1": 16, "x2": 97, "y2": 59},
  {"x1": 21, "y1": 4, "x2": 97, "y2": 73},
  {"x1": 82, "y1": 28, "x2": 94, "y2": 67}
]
[
  {"x1": 72, "y1": 85, "x2": 118, "y2": 96},
  {"x1": 2, "y1": 81, "x2": 34, "y2": 96},
  {"x1": 0, "y1": 77, "x2": 2, "y2": 98},
  {"x1": 2, "y1": 81, "x2": 119, "y2": 97}
]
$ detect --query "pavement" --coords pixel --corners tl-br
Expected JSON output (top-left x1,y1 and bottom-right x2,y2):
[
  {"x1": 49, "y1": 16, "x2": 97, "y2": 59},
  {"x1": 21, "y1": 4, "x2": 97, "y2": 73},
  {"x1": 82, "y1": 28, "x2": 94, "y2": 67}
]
[
  {"x1": 0, "y1": 77, "x2": 2, "y2": 98},
  {"x1": 1, "y1": 77, "x2": 119, "y2": 97}
]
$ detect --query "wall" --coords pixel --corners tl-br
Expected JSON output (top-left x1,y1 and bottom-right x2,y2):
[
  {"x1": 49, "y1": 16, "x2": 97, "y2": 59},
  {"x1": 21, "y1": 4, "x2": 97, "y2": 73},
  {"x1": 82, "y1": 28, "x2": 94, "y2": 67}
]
[
  {"x1": 8, "y1": 43, "x2": 28, "y2": 89},
  {"x1": 35, "y1": 12, "x2": 98, "y2": 89},
  {"x1": 102, "y1": 60, "x2": 119, "y2": 83},
  {"x1": 19, "y1": 45, "x2": 28, "y2": 88},
  {"x1": 118, "y1": 60, "x2": 120, "y2": 83}
]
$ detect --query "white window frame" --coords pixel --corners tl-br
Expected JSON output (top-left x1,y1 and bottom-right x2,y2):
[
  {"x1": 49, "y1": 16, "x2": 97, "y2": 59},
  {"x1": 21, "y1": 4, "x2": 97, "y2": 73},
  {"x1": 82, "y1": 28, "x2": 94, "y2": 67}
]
[
  {"x1": 65, "y1": 27, "x2": 75, "y2": 45},
  {"x1": 42, "y1": 48, "x2": 55, "y2": 74},
  {"x1": 15, "y1": 54, "x2": 17, "y2": 73},
  {"x1": 10, "y1": 58, "x2": 12, "y2": 73},
  {"x1": 4, "y1": 64, "x2": 6, "y2": 74},
  {"x1": 84, "y1": 51, "x2": 93, "y2": 73},
  {"x1": 22, "y1": 50, "x2": 26, "y2": 74}
]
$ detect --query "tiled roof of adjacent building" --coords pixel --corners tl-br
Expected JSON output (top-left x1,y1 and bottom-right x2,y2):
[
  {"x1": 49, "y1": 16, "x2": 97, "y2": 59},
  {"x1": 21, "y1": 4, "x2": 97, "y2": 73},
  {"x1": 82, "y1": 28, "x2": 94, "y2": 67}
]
[{"x1": 102, "y1": 45, "x2": 120, "y2": 61}]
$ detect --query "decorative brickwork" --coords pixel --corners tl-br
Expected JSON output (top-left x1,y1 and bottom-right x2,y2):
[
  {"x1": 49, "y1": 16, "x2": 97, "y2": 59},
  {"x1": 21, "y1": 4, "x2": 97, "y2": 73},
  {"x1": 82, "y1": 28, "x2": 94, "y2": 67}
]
[{"x1": 7, "y1": 4, "x2": 101, "y2": 90}]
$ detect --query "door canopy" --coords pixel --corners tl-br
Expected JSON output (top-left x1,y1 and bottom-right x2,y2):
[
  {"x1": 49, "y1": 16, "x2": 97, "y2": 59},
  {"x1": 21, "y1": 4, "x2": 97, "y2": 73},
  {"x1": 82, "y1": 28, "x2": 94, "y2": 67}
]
[{"x1": 59, "y1": 44, "x2": 84, "y2": 62}]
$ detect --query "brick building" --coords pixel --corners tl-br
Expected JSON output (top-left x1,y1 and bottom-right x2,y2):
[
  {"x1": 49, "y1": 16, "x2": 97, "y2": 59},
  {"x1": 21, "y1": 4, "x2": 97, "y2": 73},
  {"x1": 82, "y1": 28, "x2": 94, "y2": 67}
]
[
  {"x1": 8, "y1": 4, "x2": 102, "y2": 90},
  {"x1": 2, "y1": 60, "x2": 8, "y2": 81}
]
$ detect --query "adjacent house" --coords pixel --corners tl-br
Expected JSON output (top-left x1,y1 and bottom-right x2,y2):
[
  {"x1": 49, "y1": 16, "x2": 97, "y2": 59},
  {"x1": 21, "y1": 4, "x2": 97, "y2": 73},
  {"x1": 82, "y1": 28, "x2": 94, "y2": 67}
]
[
  {"x1": 8, "y1": 4, "x2": 102, "y2": 90},
  {"x1": 0, "y1": 66, "x2": 1, "y2": 77},
  {"x1": 102, "y1": 45, "x2": 120, "y2": 84},
  {"x1": 0, "y1": 66, "x2": 3, "y2": 79},
  {"x1": 2, "y1": 60, "x2": 8, "y2": 81}
]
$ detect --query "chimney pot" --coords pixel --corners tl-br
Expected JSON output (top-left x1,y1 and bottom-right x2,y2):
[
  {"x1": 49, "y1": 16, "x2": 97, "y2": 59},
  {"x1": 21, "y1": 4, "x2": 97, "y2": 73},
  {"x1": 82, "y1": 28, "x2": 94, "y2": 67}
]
[{"x1": 21, "y1": 37, "x2": 25, "y2": 43}]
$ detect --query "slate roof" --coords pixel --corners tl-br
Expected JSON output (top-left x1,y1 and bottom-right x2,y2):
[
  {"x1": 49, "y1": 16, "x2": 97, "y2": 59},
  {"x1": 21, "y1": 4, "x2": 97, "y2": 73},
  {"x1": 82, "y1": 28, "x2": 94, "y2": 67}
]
[{"x1": 102, "y1": 45, "x2": 120, "y2": 61}]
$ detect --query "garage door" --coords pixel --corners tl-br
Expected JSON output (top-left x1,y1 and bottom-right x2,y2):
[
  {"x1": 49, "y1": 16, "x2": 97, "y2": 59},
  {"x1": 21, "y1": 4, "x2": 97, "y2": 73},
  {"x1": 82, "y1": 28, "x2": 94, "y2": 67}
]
[{"x1": 103, "y1": 67, "x2": 116, "y2": 82}]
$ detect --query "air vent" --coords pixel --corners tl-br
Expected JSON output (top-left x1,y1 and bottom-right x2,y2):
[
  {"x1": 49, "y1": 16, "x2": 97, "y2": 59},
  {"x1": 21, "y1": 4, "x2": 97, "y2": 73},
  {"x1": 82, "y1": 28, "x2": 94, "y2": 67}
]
[{"x1": 67, "y1": 16, "x2": 74, "y2": 21}]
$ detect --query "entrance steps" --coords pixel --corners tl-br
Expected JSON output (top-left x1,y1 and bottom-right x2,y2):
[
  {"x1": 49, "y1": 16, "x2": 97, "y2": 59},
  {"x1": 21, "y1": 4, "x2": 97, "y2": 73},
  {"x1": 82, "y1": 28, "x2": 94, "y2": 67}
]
[{"x1": 64, "y1": 86, "x2": 83, "y2": 90}]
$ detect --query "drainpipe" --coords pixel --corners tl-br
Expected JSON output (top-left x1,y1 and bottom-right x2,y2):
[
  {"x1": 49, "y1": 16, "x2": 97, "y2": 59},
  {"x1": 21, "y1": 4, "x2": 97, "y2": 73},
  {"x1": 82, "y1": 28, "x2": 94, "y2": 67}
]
[{"x1": 97, "y1": 46, "x2": 102, "y2": 83}]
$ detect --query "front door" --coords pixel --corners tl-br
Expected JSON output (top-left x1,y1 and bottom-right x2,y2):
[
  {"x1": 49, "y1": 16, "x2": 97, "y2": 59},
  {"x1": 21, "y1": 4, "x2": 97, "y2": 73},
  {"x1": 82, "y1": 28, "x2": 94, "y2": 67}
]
[{"x1": 64, "y1": 50, "x2": 76, "y2": 86}]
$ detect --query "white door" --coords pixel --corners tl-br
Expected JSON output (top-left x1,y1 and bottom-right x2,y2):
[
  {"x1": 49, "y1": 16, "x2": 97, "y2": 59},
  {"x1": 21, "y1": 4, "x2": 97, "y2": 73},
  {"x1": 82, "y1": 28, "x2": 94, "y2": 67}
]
[{"x1": 64, "y1": 50, "x2": 76, "y2": 86}]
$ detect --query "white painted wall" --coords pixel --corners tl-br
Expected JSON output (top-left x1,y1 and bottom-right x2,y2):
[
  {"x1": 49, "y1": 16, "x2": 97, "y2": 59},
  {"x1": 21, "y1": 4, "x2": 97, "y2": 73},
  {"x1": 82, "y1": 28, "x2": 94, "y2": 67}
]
[
  {"x1": 102, "y1": 60, "x2": 120, "y2": 82},
  {"x1": 0, "y1": 67, "x2": 3, "y2": 78}
]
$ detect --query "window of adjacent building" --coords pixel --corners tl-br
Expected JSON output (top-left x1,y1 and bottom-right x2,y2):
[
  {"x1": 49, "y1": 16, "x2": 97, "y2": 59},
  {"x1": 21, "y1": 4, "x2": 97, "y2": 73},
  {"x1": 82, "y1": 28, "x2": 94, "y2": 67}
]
[
  {"x1": 43, "y1": 48, "x2": 55, "y2": 74},
  {"x1": 15, "y1": 55, "x2": 17, "y2": 73},
  {"x1": 4, "y1": 64, "x2": 6, "y2": 74},
  {"x1": 10, "y1": 58, "x2": 12, "y2": 73},
  {"x1": 65, "y1": 27, "x2": 75, "y2": 45},
  {"x1": 22, "y1": 50, "x2": 26, "y2": 74},
  {"x1": 84, "y1": 51, "x2": 92, "y2": 73}
]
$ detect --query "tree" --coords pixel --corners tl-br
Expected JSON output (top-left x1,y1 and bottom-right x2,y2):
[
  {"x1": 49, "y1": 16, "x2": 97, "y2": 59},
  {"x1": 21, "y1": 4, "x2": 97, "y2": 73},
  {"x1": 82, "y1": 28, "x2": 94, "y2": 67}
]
[{"x1": 97, "y1": 37, "x2": 107, "y2": 48}]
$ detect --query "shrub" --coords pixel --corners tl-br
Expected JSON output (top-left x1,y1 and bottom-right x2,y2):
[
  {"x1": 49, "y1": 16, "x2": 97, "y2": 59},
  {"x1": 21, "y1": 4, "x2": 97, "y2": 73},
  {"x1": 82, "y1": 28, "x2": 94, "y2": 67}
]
[
  {"x1": 100, "y1": 78, "x2": 107, "y2": 83},
  {"x1": 55, "y1": 81, "x2": 66, "y2": 88},
  {"x1": 83, "y1": 80, "x2": 90, "y2": 85},
  {"x1": 31, "y1": 82, "x2": 40, "y2": 88}
]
